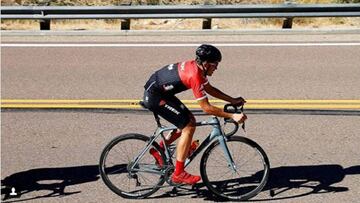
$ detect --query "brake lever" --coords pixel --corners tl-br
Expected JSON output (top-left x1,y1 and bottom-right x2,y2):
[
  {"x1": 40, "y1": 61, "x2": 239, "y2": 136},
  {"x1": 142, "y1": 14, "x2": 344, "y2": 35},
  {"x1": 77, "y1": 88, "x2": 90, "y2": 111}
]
[
  {"x1": 224, "y1": 103, "x2": 247, "y2": 134},
  {"x1": 223, "y1": 104, "x2": 239, "y2": 137},
  {"x1": 242, "y1": 122, "x2": 246, "y2": 132},
  {"x1": 240, "y1": 105, "x2": 246, "y2": 132}
]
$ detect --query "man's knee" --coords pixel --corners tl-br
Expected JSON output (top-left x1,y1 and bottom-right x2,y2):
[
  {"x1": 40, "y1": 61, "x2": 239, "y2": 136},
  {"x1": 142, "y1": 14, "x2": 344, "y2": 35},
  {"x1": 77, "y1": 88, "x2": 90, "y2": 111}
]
[{"x1": 185, "y1": 115, "x2": 196, "y2": 130}]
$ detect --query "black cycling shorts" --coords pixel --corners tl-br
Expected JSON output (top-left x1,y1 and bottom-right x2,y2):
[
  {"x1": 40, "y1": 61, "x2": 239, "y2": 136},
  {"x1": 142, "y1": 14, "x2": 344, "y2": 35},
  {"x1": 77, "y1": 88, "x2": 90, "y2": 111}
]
[{"x1": 142, "y1": 90, "x2": 192, "y2": 129}]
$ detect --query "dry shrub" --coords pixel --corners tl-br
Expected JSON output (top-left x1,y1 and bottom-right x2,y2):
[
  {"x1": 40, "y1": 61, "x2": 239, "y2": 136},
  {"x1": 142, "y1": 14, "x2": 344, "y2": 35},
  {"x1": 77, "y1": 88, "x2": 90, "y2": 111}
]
[{"x1": 2, "y1": 0, "x2": 359, "y2": 30}]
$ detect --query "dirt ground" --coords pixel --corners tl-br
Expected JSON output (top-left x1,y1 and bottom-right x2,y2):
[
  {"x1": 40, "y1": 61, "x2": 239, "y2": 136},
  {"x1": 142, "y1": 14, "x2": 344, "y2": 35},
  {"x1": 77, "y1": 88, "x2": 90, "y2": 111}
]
[{"x1": 2, "y1": 0, "x2": 360, "y2": 30}]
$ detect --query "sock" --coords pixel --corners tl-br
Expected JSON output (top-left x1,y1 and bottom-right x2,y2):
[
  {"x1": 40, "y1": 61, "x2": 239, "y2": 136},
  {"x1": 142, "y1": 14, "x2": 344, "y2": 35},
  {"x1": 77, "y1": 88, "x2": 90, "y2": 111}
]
[{"x1": 174, "y1": 160, "x2": 185, "y2": 176}]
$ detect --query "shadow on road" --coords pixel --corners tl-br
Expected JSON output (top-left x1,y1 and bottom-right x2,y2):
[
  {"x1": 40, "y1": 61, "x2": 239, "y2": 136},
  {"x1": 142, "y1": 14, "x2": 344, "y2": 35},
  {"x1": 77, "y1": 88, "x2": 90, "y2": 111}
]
[
  {"x1": 1, "y1": 165, "x2": 99, "y2": 202},
  {"x1": 1, "y1": 164, "x2": 359, "y2": 202},
  {"x1": 255, "y1": 164, "x2": 359, "y2": 201}
]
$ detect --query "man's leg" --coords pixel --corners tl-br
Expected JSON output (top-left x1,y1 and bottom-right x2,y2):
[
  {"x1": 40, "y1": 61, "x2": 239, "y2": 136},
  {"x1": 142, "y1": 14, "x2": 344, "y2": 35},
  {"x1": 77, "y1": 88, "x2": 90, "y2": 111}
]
[
  {"x1": 176, "y1": 118, "x2": 195, "y2": 162},
  {"x1": 172, "y1": 116, "x2": 201, "y2": 185},
  {"x1": 146, "y1": 94, "x2": 201, "y2": 184},
  {"x1": 159, "y1": 129, "x2": 182, "y2": 149}
]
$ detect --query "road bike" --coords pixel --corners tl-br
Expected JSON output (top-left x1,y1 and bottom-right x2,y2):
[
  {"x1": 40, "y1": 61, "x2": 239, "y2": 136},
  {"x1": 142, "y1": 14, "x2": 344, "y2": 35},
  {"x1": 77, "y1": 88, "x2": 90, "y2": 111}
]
[{"x1": 99, "y1": 104, "x2": 270, "y2": 201}]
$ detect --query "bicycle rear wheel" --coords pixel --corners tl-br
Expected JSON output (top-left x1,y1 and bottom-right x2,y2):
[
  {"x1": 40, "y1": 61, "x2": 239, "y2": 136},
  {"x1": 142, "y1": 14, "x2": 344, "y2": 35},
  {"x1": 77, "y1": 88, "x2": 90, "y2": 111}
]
[
  {"x1": 99, "y1": 133, "x2": 166, "y2": 199},
  {"x1": 200, "y1": 136, "x2": 270, "y2": 201}
]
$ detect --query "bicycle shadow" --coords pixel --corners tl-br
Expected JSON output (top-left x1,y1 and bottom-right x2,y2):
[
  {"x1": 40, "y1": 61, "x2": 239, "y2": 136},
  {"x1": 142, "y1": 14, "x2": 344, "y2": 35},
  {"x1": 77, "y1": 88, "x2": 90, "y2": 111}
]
[
  {"x1": 1, "y1": 165, "x2": 100, "y2": 202},
  {"x1": 252, "y1": 164, "x2": 359, "y2": 201},
  {"x1": 150, "y1": 164, "x2": 360, "y2": 201},
  {"x1": 1, "y1": 164, "x2": 359, "y2": 202}
]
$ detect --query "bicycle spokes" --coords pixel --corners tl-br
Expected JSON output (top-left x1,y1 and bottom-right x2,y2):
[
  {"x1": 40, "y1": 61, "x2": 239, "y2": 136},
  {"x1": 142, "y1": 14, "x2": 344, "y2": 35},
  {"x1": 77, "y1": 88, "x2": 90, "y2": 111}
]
[
  {"x1": 200, "y1": 136, "x2": 269, "y2": 201},
  {"x1": 99, "y1": 134, "x2": 166, "y2": 199}
]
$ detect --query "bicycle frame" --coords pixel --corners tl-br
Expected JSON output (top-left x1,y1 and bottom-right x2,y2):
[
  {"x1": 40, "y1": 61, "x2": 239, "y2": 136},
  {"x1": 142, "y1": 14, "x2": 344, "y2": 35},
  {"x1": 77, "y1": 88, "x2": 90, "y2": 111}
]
[
  {"x1": 100, "y1": 103, "x2": 270, "y2": 201},
  {"x1": 189, "y1": 117, "x2": 239, "y2": 172},
  {"x1": 129, "y1": 116, "x2": 238, "y2": 174}
]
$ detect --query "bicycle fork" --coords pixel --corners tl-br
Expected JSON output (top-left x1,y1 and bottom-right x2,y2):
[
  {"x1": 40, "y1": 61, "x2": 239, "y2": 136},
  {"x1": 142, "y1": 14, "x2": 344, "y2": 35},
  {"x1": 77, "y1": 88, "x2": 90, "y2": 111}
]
[
  {"x1": 211, "y1": 123, "x2": 238, "y2": 173},
  {"x1": 218, "y1": 136, "x2": 238, "y2": 173}
]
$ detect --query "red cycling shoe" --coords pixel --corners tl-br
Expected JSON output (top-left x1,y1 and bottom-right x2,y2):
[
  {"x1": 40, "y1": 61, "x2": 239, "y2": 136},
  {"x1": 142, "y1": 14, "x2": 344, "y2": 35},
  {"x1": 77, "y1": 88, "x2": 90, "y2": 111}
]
[
  {"x1": 172, "y1": 171, "x2": 201, "y2": 185},
  {"x1": 149, "y1": 148, "x2": 164, "y2": 167}
]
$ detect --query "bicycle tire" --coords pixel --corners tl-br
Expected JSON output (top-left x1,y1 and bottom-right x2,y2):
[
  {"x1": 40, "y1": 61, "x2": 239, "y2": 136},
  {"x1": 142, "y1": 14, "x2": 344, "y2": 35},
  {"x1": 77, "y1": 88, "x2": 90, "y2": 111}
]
[
  {"x1": 99, "y1": 133, "x2": 166, "y2": 199},
  {"x1": 200, "y1": 136, "x2": 270, "y2": 201}
]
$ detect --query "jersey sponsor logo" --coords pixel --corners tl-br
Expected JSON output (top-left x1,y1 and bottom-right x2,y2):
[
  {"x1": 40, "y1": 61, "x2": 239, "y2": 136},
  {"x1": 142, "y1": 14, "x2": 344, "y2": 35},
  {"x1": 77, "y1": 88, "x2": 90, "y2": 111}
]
[
  {"x1": 198, "y1": 84, "x2": 206, "y2": 96},
  {"x1": 163, "y1": 84, "x2": 174, "y2": 91},
  {"x1": 199, "y1": 84, "x2": 204, "y2": 91},
  {"x1": 180, "y1": 62, "x2": 185, "y2": 71},
  {"x1": 168, "y1": 64, "x2": 174, "y2": 70},
  {"x1": 164, "y1": 104, "x2": 180, "y2": 115}
]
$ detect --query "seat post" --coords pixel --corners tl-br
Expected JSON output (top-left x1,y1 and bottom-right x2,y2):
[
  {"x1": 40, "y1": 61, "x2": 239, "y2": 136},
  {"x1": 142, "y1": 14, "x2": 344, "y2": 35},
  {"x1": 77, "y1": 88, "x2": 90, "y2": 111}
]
[
  {"x1": 139, "y1": 100, "x2": 162, "y2": 127},
  {"x1": 153, "y1": 113, "x2": 162, "y2": 127}
]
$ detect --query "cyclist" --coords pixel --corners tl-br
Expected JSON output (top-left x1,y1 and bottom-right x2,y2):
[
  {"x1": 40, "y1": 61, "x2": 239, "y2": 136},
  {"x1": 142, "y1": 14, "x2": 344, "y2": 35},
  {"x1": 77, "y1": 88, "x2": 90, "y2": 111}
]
[{"x1": 142, "y1": 44, "x2": 247, "y2": 185}]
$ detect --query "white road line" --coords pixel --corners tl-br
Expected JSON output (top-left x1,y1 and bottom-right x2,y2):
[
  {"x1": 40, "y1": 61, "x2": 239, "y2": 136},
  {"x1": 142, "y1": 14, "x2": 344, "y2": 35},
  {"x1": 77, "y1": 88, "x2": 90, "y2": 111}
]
[{"x1": 2, "y1": 43, "x2": 360, "y2": 47}]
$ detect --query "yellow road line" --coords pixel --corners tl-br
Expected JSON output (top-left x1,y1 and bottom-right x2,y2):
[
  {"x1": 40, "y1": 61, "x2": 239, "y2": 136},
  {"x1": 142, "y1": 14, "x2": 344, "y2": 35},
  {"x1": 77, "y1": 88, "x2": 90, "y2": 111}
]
[
  {"x1": 0, "y1": 104, "x2": 143, "y2": 109},
  {"x1": 2, "y1": 99, "x2": 360, "y2": 104},
  {"x1": 1, "y1": 99, "x2": 360, "y2": 110},
  {"x1": 0, "y1": 99, "x2": 141, "y2": 103},
  {"x1": 187, "y1": 99, "x2": 360, "y2": 104},
  {"x1": 2, "y1": 104, "x2": 360, "y2": 110}
]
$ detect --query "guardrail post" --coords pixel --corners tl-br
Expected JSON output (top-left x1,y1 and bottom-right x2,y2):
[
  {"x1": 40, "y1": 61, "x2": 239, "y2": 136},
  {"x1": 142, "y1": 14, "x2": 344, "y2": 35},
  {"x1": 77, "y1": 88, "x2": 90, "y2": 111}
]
[
  {"x1": 282, "y1": 18, "x2": 293, "y2": 29},
  {"x1": 283, "y1": 0, "x2": 295, "y2": 29},
  {"x1": 121, "y1": 19, "x2": 130, "y2": 30},
  {"x1": 40, "y1": 19, "x2": 50, "y2": 30},
  {"x1": 202, "y1": 18, "x2": 212, "y2": 29}
]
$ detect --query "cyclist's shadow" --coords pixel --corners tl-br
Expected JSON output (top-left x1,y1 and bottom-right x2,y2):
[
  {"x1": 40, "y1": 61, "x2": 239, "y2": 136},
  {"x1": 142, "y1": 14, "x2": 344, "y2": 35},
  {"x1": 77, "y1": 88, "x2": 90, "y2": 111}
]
[
  {"x1": 150, "y1": 164, "x2": 360, "y2": 201},
  {"x1": 2, "y1": 164, "x2": 359, "y2": 202},
  {"x1": 1, "y1": 165, "x2": 101, "y2": 202}
]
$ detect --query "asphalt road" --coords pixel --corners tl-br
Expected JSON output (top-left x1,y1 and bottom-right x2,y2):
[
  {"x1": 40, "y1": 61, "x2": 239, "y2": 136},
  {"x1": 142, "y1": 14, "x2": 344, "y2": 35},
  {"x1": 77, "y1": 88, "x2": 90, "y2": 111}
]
[
  {"x1": 2, "y1": 39, "x2": 360, "y2": 100},
  {"x1": 1, "y1": 31, "x2": 360, "y2": 202}
]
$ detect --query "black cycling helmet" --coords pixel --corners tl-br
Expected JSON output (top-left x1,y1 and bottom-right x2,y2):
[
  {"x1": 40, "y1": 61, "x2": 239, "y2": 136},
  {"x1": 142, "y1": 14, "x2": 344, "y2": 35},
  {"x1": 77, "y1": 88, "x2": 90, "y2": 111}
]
[{"x1": 195, "y1": 44, "x2": 222, "y2": 64}]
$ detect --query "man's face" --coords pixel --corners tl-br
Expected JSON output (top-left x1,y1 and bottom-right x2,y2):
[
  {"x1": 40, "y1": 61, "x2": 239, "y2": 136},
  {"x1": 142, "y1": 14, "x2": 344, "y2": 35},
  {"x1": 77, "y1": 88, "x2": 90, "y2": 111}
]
[{"x1": 204, "y1": 61, "x2": 219, "y2": 76}]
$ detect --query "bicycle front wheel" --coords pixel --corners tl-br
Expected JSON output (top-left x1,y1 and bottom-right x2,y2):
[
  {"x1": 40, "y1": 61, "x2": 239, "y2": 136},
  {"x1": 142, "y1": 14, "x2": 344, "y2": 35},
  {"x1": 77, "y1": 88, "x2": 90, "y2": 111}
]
[
  {"x1": 200, "y1": 136, "x2": 270, "y2": 201},
  {"x1": 99, "y1": 133, "x2": 166, "y2": 199}
]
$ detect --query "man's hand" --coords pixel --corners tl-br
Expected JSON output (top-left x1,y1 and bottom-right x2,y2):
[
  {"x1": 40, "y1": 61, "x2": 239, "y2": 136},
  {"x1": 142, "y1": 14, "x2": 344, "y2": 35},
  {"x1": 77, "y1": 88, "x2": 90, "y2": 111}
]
[
  {"x1": 231, "y1": 97, "x2": 246, "y2": 106},
  {"x1": 232, "y1": 113, "x2": 247, "y2": 124}
]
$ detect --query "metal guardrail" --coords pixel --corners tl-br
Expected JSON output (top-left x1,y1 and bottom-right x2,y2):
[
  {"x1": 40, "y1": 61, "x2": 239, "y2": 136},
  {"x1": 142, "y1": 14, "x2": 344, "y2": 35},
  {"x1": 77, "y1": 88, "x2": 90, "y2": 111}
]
[{"x1": 1, "y1": 4, "x2": 360, "y2": 30}]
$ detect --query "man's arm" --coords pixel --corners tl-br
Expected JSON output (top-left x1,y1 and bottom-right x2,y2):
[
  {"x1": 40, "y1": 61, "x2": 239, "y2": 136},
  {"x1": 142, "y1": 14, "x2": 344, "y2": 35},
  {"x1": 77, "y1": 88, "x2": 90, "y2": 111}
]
[
  {"x1": 204, "y1": 83, "x2": 243, "y2": 104},
  {"x1": 198, "y1": 97, "x2": 233, "y2": 118},
  {"x1": 198, "y1": 97, "x2": 247, "y2": 123}
]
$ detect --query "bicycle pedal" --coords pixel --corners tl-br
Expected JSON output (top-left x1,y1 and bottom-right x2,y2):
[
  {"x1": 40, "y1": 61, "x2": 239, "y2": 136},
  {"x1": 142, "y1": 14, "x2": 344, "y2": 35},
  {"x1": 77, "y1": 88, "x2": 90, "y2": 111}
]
[
  {"x1": 169, "y1": 182, "x2": 185, "y2": 187},
  {"x1": 168, "y1": 179, "x2": 186, "y2": 187},
  {"x1": 171, "y1": 187, "x2": 178, "y2": 193},
  {"x1": 270, "y1": 189, "x2": 275, "y2": 197},
  {"x1": 168, "y1": 187, "x2": 178, "y2": 197}
]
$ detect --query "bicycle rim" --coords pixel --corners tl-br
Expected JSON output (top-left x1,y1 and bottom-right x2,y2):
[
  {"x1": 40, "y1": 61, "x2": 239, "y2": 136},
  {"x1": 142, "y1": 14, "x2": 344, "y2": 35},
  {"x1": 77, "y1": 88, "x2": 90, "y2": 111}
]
[
  {"x1": 99, "y1": 133, "x2": 165, "y2": 199},
  {"x1": 200, "y1": 136, "x2": 270, "y2": 201}
]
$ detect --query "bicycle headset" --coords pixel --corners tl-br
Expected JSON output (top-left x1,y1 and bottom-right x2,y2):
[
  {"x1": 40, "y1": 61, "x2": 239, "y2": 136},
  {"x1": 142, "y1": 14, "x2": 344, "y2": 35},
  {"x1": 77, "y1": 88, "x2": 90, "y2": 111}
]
[{"x1": 195, "y1": 44, "x2": 222, "y2": 64}]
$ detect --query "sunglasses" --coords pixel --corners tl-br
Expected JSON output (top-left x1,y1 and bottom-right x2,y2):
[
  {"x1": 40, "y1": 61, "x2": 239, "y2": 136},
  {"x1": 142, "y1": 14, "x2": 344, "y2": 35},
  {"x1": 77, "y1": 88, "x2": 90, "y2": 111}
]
[{"x1": 207, "y1": 62, "x2": 219, "y2": 69}]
